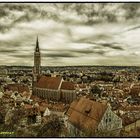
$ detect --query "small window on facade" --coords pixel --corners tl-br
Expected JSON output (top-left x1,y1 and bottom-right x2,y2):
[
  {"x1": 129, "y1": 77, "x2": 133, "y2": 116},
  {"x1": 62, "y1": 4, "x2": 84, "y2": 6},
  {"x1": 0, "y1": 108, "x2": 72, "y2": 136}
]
[{"x1": 109, "y1": 118, "x2": 111, "y2": 122}]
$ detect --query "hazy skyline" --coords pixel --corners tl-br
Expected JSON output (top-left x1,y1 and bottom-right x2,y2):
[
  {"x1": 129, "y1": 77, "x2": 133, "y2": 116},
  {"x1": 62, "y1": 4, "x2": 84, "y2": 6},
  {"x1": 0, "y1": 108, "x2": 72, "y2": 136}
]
[{"x1": 1, "y1": 3, "x2": 140, "y2": 66}]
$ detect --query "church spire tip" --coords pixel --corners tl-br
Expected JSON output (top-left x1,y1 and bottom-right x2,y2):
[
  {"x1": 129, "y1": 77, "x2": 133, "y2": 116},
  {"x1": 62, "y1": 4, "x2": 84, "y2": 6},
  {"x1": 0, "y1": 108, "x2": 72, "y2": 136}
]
[{"x1": 36, "y1": 36, "x2": 39, "y2": 52}]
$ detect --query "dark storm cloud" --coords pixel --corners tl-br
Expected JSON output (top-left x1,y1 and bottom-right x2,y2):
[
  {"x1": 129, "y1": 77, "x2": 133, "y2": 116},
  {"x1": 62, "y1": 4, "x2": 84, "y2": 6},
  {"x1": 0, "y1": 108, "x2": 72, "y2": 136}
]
[
  {"x1": 59, "y1": 3, "x2": 140, "y2": 24},
  {"x1": 121, "y1": 3, "x2": 140, "y2": 19},
  {"x1": 74, "y1": 36, "x2": 124, "y2": 51},
  {"x1": 71, "y1": 49, "x2": 106, "y2": 55},
  {"x1": 0, "y1": 4, "x2": 45, "y2": 32},
  {"x1": 42, "y1": 48, "x2": 95, "y2": 55},
  {"x1": 9, "y1": 54, "x2": 32, "y2": 58},
  {"x1": 75, "y1": 34, "x2": 112, "y2": 43},
  {"x1": 43, "y1": 52, "x2": 77, "y2": 58},
  {"x1": 123, "y1": 25, "x2": 140, "y2": 33},
  {"x1": 41, "y1": 47, "x2": 106, "y2": 59},
  {"x1": 0, "y1": 3, "x2": 140, "y2": 66},
  {"x1": 1, "y1": 3, "x2": 140, "y2": 33},
  {"x1": 0, "y1": 40, "x2": 22, "y2": 47},
  {"x1": 96, "y1": 42, "x2": 124, "y2": 50},
  {"x1": 0, "y1": 49, "x2": 18, "y2": 53}
]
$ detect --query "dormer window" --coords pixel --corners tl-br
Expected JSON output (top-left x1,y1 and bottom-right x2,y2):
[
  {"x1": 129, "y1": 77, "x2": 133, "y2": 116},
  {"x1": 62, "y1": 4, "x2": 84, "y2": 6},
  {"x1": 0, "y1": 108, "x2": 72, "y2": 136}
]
[
  {"x1": 85, "y1": 108, "x2": 91, "y2": 114},
  {"x1": 85, "y1": 105, "x2": 91, "y2": 114}
]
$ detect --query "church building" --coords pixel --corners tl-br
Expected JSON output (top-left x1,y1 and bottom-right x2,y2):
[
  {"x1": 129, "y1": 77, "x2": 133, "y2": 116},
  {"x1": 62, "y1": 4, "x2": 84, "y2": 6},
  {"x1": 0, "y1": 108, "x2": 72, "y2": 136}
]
[{"x1": 32, "y1": 37, "x2": 76, "y2": 103}]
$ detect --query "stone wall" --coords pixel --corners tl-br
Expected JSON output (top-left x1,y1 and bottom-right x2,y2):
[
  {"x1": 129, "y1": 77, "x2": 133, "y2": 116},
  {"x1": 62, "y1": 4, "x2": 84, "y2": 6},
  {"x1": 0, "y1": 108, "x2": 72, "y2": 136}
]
[
  {"x1": 33, "y1": 87, "x2": 60, "y2": 101},
  {"x1": 61, "y1": 90, "x2": 76, "y2": 103},
  {"x1": 33, "y1": 87, "x2": 76, "y2": 103}
]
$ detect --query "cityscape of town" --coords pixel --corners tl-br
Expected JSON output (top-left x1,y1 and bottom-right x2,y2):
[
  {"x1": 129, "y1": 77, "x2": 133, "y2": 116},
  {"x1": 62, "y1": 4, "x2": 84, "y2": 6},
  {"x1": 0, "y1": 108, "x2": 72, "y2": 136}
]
[
  {"x1": 0, "y1": 37, "x2": 140, "y2": 137},
  {"x1": 0, "y1": 3, "x2": 140, "y2": 138}
]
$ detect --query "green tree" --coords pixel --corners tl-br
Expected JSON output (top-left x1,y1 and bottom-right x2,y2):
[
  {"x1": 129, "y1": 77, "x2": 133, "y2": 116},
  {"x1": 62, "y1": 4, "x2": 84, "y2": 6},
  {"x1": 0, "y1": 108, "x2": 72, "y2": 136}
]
[
  {"x1": 37, "y1": 116, "x2": 65, "y2": 137},
  {"x1": 90, "y1": 85, "x2": 102, "y2": 97}
]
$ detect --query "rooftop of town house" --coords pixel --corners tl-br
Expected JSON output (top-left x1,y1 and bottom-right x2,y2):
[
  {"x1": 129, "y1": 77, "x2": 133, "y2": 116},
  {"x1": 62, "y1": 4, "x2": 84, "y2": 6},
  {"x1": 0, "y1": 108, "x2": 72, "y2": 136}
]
[
  {"x1": 30, "y1": 95, "x2": 42, "y2": 102},
  {"x1": 24, "y1": 104, "x2": 33, "y2": 110},
  {"x1": 38, "y1": 102, "x2": 48, "y2": 112},
  {"x1": 121, "y1": 113, "x2": 140, "y2": 126},
  {"x1": 130, "y1": 84, "x2": 140, "y2": 95},
  {"x1": 60, "y1": 81, "x2": 75, "y2": 90},
  {"x1": 66, "y1": 97, "x2": 108, "y2": 131},
  {"x1": 5, "y1": 84, "x2": 30, "y2": 93},
  {"x1": 119, "y1": 105, "x2": 140, "y2": 112},
  {"x1": 24, "y1": 103, "x2": 40, "y2": 116},
  {"x1": 76, "y1": 83, "x2": 87, "y2": 89},
  {"x1": 20, "y1": 91, "x2": 31, "y2": 98},
  {"x1": 47, "y1": 103, "x2": 68, "y2": 112}
]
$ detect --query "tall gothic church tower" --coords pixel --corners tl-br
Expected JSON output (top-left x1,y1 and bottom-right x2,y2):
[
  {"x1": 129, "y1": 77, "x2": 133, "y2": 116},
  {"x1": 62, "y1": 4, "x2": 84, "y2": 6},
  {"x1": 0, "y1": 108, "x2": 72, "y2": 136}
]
[{"x1": 33, "y1": 36, "x2": 41, "y2": 82}]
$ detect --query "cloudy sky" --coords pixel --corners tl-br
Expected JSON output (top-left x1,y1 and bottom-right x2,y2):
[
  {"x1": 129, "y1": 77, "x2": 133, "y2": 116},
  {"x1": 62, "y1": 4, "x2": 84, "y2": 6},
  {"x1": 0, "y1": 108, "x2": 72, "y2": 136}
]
[{"x1": 1, "y1": 3, "x2": 140, "y2": 66}]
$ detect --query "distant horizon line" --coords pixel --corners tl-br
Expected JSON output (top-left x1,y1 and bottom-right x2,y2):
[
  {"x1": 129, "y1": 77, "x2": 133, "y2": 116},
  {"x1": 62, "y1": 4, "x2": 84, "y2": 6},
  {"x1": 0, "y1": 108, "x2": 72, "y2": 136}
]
[{"x1": 1, "y1": 65, "x2": 140, "y2": 67}]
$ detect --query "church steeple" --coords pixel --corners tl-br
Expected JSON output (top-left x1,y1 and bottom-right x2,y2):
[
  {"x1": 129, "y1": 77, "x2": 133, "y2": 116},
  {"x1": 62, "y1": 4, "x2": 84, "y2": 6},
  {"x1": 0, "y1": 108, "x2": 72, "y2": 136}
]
[
  {"x1": 33, "y1": 36, "x2": 41, "y2": 82},
  {"x1": 35, "y1": 36, "x2": 39, "y2": 52}
]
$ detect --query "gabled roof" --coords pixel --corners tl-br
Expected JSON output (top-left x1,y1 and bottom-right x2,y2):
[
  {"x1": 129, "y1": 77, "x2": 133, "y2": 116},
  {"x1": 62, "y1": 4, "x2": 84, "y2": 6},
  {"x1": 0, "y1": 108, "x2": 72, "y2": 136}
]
[
  {"x1": 66, "y1": 97, "x2": 107, "y2": 132},
  {"x1": 35, "y1": 76, "x2": 62, "y2": 90},
  {"x1": 20, "y1": 91, "x2": 31, "y2": 98},
  {"x1": 30, "y1": 95, "x2": 41, "y2": 102},
  {"x1": 24, "y1": 104, "x2": 33, "y2": 110},
  {"x1": 5, "y1": 84, "x2": 29, "y2": 93},
  {"x1": 60, "y1": 81, "x2": 75, "y2": 90}
]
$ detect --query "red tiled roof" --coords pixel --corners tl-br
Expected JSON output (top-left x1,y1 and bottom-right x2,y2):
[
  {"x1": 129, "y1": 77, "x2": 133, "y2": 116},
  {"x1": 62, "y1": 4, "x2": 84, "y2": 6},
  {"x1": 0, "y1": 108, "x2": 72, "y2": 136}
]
[
  {"x1": 24, "y1": 104, "x2": 33, "y2": 109},
  {"x1": 39, "y1": 106, "x2": 47, "y2": 112},
  {"x1": 30, "y1": 95, "x2": 41, "y2": 102},
  {"x1": 35, "y1": 76, "x2": 62, "y2": 90},
  {"x1": 38, "y1": 102, "x2": 48, "y2": 112},
  {"x1": 60, "y1": 81, "x2": 75, "y2": 90},
  {"x1": 20, "y1": 91, "x2": 31, "y2": 98},
  {"x1": 120, "y1": 106, "x2": 140, "y2": 111},
  {"x1": 5, "y1": 84, "x2": 29, "y2": 93},
  {"x1": 66, "y1": 97, "x2": 107, "y2": 132},
  {"x1": 78, "y1": 84, "x2": 86, "y2": 88},
  {"x1": 24, "y1": 104, "x2": 40, "y2": 116},
  {"x1": 130, "y1": 84, "x2": 140, "y2": 95}
]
